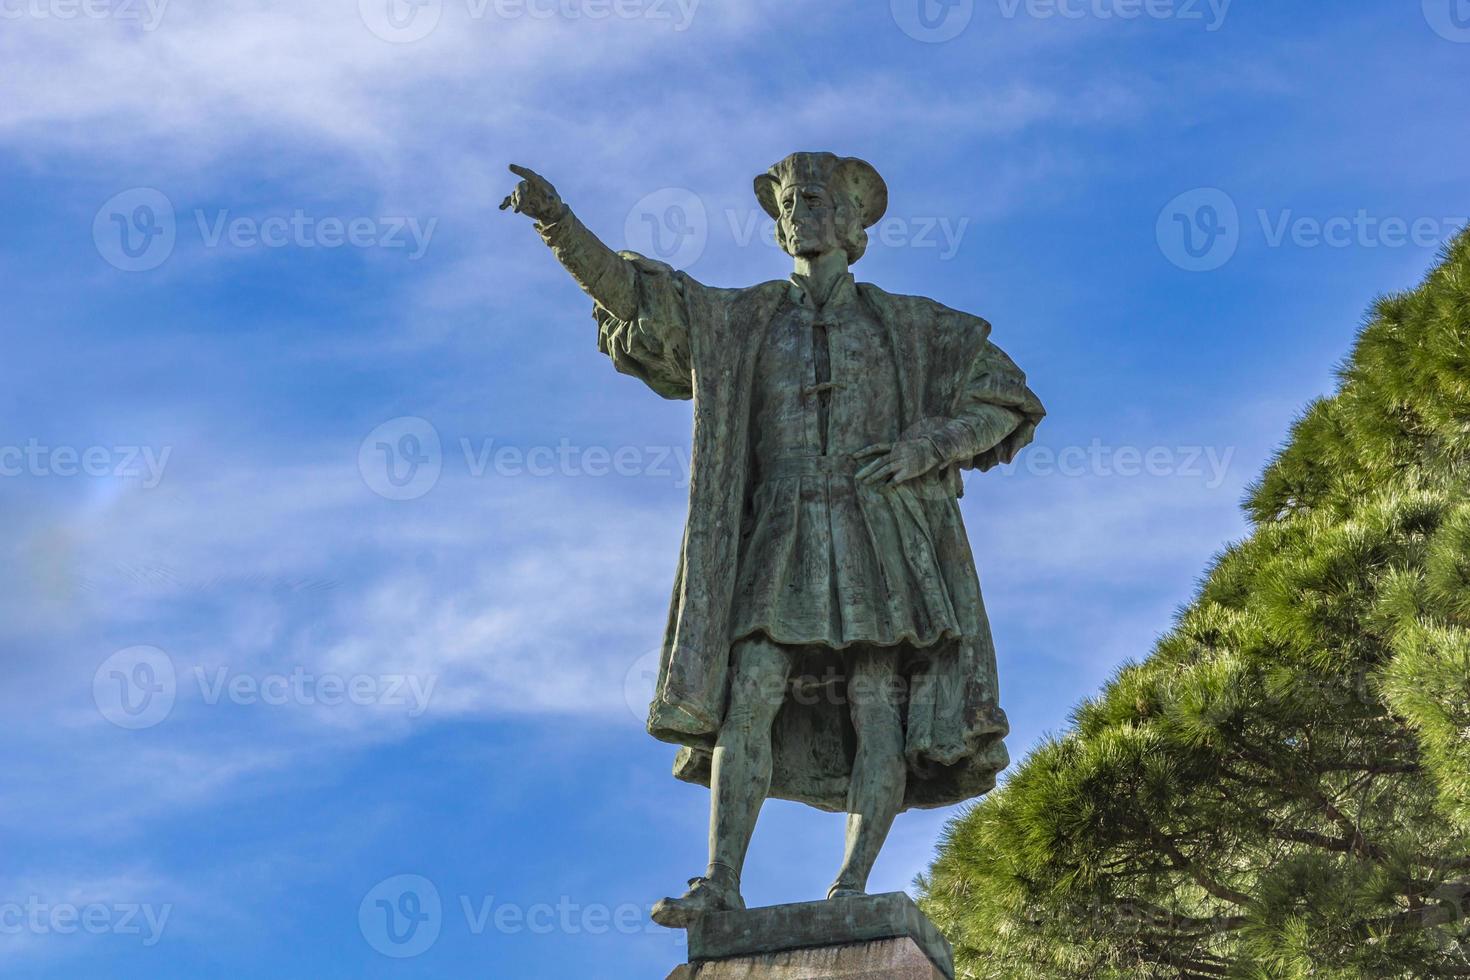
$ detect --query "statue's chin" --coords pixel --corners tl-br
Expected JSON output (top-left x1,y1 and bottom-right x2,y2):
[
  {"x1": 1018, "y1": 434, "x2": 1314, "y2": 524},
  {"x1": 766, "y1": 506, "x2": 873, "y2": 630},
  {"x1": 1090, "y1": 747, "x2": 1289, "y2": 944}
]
[{"x1": 790, "y1": 242, "x2": 843, "y2": 261}]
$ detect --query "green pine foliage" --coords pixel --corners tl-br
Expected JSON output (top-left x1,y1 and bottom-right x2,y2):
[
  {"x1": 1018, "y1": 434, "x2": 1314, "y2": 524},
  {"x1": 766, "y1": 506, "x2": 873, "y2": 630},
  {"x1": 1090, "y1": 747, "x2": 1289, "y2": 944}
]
[{"x1": 920, "y1": 232, "x2": 1470, "y2": 979}]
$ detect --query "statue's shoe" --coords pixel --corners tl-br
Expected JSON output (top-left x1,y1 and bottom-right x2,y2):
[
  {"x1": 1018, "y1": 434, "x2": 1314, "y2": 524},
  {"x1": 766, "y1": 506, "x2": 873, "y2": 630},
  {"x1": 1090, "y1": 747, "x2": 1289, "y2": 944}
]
[
  {"x1": 826, "y1": 883, "x2": 866, "y2": 900},
  {"x1": 651, "y1": 876, "x2": 745, "y2": 928}
]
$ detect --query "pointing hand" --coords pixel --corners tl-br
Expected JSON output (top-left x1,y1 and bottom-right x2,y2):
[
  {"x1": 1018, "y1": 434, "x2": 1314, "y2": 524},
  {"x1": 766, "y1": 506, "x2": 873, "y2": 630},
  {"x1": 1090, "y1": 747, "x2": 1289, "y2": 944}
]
[{"x1": 499, "y1": 164, "x2": 565, "y2": 225}]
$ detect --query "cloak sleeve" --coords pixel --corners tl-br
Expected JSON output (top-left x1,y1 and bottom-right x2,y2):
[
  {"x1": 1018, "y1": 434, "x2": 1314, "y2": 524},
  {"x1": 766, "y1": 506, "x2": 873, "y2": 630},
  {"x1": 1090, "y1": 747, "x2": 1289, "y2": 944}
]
[
  {"x1": 593, "y1": 256, "x2": 695, "y2": 400},
  {"x1": 905, "y1": 340, "x2": 1046, "y2": 473},
  {"x1": 536, "y1": 209, "x2": 694, "y2": 400}
]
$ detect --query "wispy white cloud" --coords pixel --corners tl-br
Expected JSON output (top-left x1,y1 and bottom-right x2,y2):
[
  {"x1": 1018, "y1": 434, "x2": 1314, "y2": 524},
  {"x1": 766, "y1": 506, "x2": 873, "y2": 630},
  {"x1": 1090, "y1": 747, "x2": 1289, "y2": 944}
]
[{"x1": 18, "y1": 460, "x2": 680, "y2": 717}]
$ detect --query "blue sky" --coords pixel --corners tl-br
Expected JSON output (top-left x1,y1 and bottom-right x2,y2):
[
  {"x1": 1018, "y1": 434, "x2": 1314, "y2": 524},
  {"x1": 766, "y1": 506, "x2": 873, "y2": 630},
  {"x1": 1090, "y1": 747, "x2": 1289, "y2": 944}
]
[{"x1": 2, "y1": 1, "x2": 1467, "y2": 976}]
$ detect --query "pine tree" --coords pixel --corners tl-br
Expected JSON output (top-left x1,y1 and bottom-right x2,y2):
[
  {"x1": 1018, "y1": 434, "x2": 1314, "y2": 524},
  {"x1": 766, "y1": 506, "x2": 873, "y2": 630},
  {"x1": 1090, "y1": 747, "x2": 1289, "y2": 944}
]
[{"x1": 919, "y1": 232, "x2": 1470, "y2": 979}]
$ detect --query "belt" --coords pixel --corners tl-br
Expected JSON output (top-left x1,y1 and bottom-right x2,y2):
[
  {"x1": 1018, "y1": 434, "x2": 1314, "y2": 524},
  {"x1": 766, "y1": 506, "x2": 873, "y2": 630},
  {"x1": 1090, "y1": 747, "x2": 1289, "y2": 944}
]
[{"x1": 759, "y1": 453, "x2": 859, "y2": 481}]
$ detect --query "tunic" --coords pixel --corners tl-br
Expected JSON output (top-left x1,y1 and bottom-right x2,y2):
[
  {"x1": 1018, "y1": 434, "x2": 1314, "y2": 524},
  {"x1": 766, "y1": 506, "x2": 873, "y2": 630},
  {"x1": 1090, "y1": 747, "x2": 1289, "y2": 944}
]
[{"x1": 733, "y1": 272, "x2": 1020, "y2": 651}]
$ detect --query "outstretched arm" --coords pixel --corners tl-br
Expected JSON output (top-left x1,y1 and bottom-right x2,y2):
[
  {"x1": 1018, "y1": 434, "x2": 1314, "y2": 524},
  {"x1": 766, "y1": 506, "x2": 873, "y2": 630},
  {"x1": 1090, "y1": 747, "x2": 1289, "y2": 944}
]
[
  {"x1": 500, "y1": 164, "x2": 637, "y2": 321},
  {"x1": 502, "y1": 164, "x2": 697, "y2": 400}
]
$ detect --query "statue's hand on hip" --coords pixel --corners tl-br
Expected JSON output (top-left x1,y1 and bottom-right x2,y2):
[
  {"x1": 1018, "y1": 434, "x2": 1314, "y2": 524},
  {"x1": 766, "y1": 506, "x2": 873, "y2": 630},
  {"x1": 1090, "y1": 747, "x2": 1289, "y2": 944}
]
[
  {"x1": 499, "y1": 164, "x2": 566, "y2": 225},
  {"x1": 854, "y1": 440, "x2": 943, "y2": 487}
]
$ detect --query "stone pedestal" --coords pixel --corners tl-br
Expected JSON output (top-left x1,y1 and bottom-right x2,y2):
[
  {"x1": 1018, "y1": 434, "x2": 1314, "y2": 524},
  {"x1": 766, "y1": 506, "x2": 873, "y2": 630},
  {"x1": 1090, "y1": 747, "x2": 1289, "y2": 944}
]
[{"x1": 666, "y1": 892, "x2": 953, "y2": 979}]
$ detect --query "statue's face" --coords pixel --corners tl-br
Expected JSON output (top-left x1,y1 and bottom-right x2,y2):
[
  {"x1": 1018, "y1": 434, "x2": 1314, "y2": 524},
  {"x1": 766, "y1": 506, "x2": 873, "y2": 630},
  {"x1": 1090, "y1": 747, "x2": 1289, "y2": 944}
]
[{"x1": 778, "y1": 181, "x2": 844, "y2": 260}]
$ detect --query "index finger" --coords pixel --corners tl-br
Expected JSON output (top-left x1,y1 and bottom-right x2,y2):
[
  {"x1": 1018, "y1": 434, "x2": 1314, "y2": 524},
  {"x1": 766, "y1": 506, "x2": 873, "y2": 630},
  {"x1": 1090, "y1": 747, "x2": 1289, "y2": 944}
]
[
  {"x1": 853, "y1": 443, "x2": 891, "y2": 460},
  {"x1": 508, "y1": 163, "x2": 538, "y2": 180}
]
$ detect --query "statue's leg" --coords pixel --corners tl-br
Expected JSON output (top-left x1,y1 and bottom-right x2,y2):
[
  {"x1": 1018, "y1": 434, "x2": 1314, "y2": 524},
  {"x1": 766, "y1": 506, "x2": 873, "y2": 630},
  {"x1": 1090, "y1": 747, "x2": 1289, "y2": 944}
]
[
  {"x1": 652, "y1": 636, "x2": 791, "y2": 928},
  {"x1": 830, "y1": 646, "x2": 906, "y2": 898},
  {"x1": 707, "y1": 635, "x2": 793, "y2": 892}
]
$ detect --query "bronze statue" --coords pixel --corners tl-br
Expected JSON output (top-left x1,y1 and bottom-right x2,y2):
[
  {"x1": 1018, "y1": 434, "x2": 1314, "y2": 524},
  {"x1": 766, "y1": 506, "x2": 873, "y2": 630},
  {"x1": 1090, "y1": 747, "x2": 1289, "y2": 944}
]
[{"x1": 502, "y1": 153, "x2": 1044, "y2": 927}]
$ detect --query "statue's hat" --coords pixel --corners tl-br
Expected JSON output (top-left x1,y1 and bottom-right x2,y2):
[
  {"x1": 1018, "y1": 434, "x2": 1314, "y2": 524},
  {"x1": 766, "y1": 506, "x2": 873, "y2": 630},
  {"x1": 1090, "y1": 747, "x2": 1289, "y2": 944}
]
[{"x1": 754, "y1": 152, "x2": 888, "y2": 229}]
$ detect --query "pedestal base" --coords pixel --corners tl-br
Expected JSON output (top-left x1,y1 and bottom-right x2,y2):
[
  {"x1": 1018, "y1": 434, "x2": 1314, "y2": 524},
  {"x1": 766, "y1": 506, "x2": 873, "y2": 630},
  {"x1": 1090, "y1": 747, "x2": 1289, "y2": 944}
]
[{"x1": 666, "y1": 892, "x2": 953, "y2": 980}]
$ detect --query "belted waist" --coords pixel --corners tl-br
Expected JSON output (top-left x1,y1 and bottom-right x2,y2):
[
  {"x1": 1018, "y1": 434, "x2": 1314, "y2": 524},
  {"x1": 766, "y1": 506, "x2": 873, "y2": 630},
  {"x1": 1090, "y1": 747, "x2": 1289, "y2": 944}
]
[{"x1": 758, "y1": 453, "x2": 859, "y2": 482}]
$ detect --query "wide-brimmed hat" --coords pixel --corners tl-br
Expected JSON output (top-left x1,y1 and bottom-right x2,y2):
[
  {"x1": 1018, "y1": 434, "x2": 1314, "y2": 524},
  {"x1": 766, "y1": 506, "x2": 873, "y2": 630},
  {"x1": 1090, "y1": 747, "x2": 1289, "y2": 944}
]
[{"x1": 753, "y1": 152, "x2": 888, "y2": 229}]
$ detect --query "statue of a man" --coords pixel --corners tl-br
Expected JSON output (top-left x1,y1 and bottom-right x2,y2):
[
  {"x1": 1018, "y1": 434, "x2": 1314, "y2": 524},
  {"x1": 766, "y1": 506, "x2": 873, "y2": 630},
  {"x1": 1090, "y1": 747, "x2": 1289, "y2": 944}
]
[{"x1": 502, "y1": 153, "x2": 1044, "y2": 927}]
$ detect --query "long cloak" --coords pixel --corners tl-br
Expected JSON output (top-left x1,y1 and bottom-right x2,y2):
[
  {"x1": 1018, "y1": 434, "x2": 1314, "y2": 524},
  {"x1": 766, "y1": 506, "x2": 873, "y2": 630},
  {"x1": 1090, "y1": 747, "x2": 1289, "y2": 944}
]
[{"x1": 594, "y1": 254, "x2": 1044, "y2": 811}]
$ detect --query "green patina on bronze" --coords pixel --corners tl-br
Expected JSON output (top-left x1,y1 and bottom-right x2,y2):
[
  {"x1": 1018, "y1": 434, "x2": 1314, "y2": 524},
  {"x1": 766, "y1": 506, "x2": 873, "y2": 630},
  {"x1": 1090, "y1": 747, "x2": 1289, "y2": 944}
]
[{"x1": 502, "y1": 154, "x2": 1044, "y2": 927}]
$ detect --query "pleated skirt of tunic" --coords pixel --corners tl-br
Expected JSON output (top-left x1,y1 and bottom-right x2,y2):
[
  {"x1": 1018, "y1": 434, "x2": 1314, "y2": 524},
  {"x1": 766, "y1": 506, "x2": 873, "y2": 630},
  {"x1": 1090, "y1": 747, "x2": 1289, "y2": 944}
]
[{"x1": 730, "y1": 472, "x2": 982, "y2": 650}]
